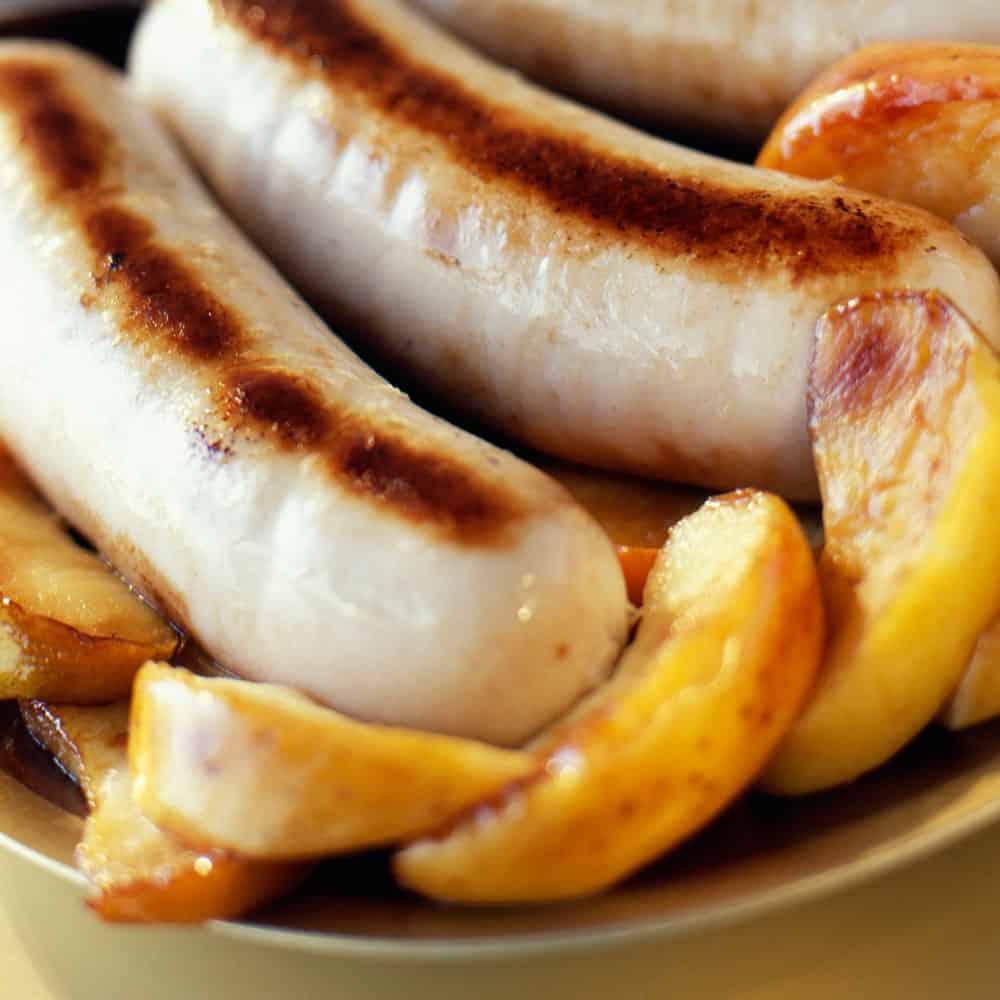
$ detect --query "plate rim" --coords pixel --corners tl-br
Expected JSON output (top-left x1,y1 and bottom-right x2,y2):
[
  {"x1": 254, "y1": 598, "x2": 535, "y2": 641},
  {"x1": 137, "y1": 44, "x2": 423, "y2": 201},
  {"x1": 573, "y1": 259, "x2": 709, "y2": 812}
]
[{"x1": 5, "y1": 769, "x2": 1000, "y2": 962}]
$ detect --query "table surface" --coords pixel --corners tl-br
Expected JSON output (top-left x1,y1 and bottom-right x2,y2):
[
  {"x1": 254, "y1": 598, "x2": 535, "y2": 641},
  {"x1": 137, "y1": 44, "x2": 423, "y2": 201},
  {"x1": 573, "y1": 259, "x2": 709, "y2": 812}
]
[
  {"x1": 1, "y1": 905, "x2": 55, "y2": 1000},
  {"x1": 6, "y1": 812, "x2": 1000, "y2": 1000}
]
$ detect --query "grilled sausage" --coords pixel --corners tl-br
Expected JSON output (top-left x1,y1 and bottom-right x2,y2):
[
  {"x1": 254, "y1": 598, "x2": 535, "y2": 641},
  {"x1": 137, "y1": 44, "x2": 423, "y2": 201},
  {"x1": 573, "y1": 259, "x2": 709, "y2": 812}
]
[
  {"x1": 0, "y1": 42, "x2": 629, "y2": 746},
  {"x1": 130, "y1": 0, "x2": 1000, "y2": 501}
]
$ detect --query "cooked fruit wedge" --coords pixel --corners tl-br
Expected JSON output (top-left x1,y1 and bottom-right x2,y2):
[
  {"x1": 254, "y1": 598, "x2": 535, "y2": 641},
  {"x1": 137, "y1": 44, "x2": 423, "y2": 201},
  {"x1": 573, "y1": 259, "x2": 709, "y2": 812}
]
[
  {"x1": 129, "y1": 662, "x2": 538, "y2": 859},
  {"x1": 19, "y1": 700, "x2": 301, "y2": 923},
  {"x1": 394, "y1": 490, "x2": 823, "y2": 903},
  {"x1": 757, "y1": 43, "x2": 1000, "y2": 267},
  {"x1": 20, "y1": 700, "x2": 126, "y2": 805},
  {"x1": 763, "y1": 291, "x2": 1000, "y2": 793},
  {"x1": 941, "y1": 616, "x2": 1000, "y2": 730},
  {"x1": 0, "y1": 445, "x2": 178, "y2": 701}
]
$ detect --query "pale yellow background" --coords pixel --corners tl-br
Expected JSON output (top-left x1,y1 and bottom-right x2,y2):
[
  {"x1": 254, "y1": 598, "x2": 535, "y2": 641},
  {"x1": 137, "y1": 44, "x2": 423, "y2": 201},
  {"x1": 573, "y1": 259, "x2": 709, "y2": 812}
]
[{"x1": 1, "y1": 905, "x2": 55, "y2": 1000}]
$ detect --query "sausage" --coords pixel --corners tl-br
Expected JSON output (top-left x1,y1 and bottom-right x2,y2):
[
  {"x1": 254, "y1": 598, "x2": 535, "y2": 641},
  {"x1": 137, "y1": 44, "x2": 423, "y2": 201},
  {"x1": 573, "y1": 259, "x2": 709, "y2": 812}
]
[
  {"x1": 407, "y1": 0, "x2": 1000, "y2": 141},
  {"x1": 0, "y1": 42, "x2": 629, "y2": 747},
  {"x1": 128, "y1": 0, "x2": 1000, "y2": 502}
]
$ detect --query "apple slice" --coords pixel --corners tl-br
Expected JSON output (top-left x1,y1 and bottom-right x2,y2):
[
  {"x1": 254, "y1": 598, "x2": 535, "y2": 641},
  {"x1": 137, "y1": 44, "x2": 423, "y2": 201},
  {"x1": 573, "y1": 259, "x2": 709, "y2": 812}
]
[
  {"x1": 941, "y1": 616, "x2": 1000, "y2": 730},
  {"x1": 19, "y1": 700, "x2": 302, "y2": 923},
  {"x1": 394, "y1": 490, "x2": 823, "y2": 903},
  {"x1": 19, "y1": 700, "x2": 126, "y2": 805},
  {"x1": 763, "y1": 291, "x2": 1000, "y2": 793},
  {"x1": 128, "y1": 662, "x2": 537, "y2": 859},
  {"x1": 757, "y1": 42, "x2": 1000, "y2": 267},
  {"x1": 0, "y1": 445, "x2": 178, "y2": 701}
]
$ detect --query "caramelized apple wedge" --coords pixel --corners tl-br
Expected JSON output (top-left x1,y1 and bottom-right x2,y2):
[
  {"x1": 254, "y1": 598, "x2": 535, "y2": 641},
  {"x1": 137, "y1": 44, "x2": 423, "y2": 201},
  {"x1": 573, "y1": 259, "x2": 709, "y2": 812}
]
[
  {"x1": 129, "y1": 662, "x2": 537, "y2": 859},
  {"x1": 0, "y1": 446, "x2": 177, "y2": 701},
  {"x1": 20, "y1": 700, "x2": 127, "y2": 805},
  {"x1": 394, "y1": 490, "x2": 822, "y2": 903},
  {"x1": 763, "y1": 291, "x2": 1000, "y2": 793},
  {"x1": 19, "y1": 700, "x2": 301, "y2": 923},
  {"x1": 941, "y1": 616, "x2": 1000, "y2": 730},
  {"x1": 757, "y1": 43, "x2": 1000, "y2": 267}
]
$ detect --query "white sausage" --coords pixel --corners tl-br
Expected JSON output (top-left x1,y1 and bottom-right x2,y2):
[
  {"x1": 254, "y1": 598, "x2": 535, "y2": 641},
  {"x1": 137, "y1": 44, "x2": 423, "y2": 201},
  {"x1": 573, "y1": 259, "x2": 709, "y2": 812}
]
[
  {"x1": 129, "y1": 0, "x2": 1000, "y2": 501},
  {"x1": 0, "y1": 42, "x2": 629, "y2": 746},
  {"x1": 409, "y1": 0, "x2": 1000, "y2": 141}
]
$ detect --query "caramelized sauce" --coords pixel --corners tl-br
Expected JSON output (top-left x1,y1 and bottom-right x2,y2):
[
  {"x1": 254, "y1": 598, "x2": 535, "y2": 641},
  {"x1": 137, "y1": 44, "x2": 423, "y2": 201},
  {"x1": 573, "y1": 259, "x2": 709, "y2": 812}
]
[{"x1": 0, "y1": 701, "x2": 86, "y2": 818}]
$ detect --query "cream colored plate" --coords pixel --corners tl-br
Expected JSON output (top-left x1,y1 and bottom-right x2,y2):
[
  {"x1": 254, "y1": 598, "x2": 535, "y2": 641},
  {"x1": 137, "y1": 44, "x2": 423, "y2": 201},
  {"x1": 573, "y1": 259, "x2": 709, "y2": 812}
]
[{"x1": 6, "y1": 715, "x2": 1000, "y2": 998}]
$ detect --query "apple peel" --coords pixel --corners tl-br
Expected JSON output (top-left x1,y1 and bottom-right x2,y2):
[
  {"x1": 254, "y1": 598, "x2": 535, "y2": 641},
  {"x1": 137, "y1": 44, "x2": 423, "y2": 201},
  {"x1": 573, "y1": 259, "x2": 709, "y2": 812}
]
[{"x1": 764, "y1": 290, "x2": 1000, "y2": 793}]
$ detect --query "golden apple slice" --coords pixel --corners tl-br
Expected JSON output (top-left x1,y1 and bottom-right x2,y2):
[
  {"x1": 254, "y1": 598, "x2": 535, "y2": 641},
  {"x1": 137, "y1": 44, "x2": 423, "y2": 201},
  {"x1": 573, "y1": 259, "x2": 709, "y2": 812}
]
[
  {"x1": 19, "y1": 700, "x2": 126, "y2": 805},
  {"x1": 941, "y1": 616, "x2": 1000, "y2": 730},
  {"x1": 757, "y1": 42, "x2": 1000, "y2": 267},
  {"x1": 81, "y1": 764, "x2": 303, "y2": 923},
  {"x1": 394, "y1": 490, "x2": 823, "y2": 903},
  {"x1": 19, "y1": 699, "x2": 303, "y2": 923},
  {"x1": 763, "y1": 291, "x2": 1000, "y2": 793},
  {"x1": 0, "y1": 445, "x2": 178, "y2": 701},
  {"x1": 129, "y1": 662, "x2": 537, "y2": 859}
]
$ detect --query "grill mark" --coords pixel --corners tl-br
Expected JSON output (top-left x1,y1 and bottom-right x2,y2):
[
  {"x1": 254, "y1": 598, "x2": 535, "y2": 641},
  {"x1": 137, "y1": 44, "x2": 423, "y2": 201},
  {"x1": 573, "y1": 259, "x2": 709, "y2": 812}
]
[
  {"x1": 0, "y1": 54, "x2": 529, "y2": 544},
  {"x1": 218, "y1": 366, "x2": 528, "y2": 541},
  {"x1": 85, "y1": 206, "x2": 246, "y2": 360},
  {"x1": 0, "y1": 62, "x2": 109, "y2": 195},
  {"x1": 220, "y1": 0, "x2": 917, "y2": 278},
  {"x1": 333, "y1": 427, "x2": 517, "y2": 539},
  {"x1": 225, "y1": 368, "x2": 332, "y2": 447},
  {"x1": 0, "y1": 63, "x2": 241, "y2": 363}
]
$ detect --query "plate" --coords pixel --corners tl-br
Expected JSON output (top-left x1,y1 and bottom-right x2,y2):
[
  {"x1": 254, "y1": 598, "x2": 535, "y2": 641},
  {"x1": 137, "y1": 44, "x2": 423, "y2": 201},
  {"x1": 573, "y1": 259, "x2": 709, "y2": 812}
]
[
  {"x1": 7, "y1": 705, "x2": 1000, "y2": 999},
  {"x1": 5, "y1": 6, "x2": 1000, "y2": 998}
]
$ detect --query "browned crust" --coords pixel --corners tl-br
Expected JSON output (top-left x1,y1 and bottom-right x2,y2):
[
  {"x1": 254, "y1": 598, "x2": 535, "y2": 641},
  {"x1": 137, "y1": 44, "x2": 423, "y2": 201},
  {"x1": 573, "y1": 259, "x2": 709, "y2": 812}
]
[
  {"x1": 801, "y1": 42, "x2": 1000, "y2": 108},
  {"x1": 0, "y1": 56, "x2": 534, "y2": 546},
  {"x1": 761, "y1": 43, "x2": 1000, "y2": 172},
  {"x1": 218, "y1": 0, "x2": 923, "y2": 281},
  {"x1": 809, "y1": 290, "x2": 964, "y2": 424},
  {"x1": 0, "y1": 62, "x2": 110, "y2": 194},
  {"x1": 85, "y1": 206, "x2": 248, "y2": 361}
]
